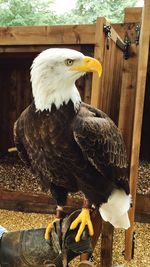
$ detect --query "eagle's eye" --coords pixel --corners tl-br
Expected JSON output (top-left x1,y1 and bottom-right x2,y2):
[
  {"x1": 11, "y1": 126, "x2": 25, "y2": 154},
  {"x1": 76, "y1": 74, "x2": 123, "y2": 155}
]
[{"x1": 65, "y1": 59, "x2": 74, "y2": 66}]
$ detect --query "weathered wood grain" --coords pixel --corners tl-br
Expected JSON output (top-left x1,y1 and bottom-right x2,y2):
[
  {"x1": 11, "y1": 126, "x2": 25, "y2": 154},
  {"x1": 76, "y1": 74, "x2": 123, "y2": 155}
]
[
  {"x1": 0, "y1": 25, "x2": 96, "y2": 45},
  {"x1": 124, "y1": 0, "x2": 150, "y2": 261},
  {"x1": 91, "y1": 17, "x2": 106, "y2": 108},
  {"x1": 0, "y1": 189, "x2": 83, "y2": 214},
  {"x1": 118, "y1": 44, "x2": 138, "y2": 159},
  {"x1": 101, "y1": 222, "x2": 114, "y2": 267},
  {"x1": 124, "y1": 7, "x2": 142, "y2": 23}
]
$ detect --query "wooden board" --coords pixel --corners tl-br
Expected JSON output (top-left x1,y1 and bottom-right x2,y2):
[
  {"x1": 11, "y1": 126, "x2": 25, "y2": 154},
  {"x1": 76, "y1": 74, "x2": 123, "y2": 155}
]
[
  {"x1": 91, "y1": 18, "x2": 123, "y2": 124},
  {"x1": 101, "y1": 222, "x2": 114, "y2": 267},
  {"x1": 124, "y1": 7, "x2": 142, "y2": 23},
  {"x1": 90, "y1": 18, "x2": 125, "y2": 267},
  {"x1": 118, "y1": 44, "x2": 138, "y2": 159},
  {"x1": 91, "y1": 17, "x2": 106, "y2": 108},
  {"x1": 0, "y1": 25, "x2": 95, "y2": 46},
  {"x1": 0, "y1": 189, "x2": 83, "y2": 214},
  {"x1": 135, "y1": 194, "x2": 150, "y2": 223},
  {"x1": 124, "y1": 0, "x2": 150, "y2": 261}
]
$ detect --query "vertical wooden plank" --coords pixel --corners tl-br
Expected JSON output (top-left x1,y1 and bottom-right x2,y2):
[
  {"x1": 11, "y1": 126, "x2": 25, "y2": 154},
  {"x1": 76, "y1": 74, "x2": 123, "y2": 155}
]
[
  {"x1": 118, "y1": 44, "x2": 138, "y2": 159},
  {"x1": 91, "y1": 21, "x2": 123, "y2": 123},
  {"x1": 101, "y1": 222, "x2": 114, "y2": 267},
  {"x1": 124, "y1": 0, "x2": 150, "y2": 260},
  {"x1": 91, "y1": 20, "x2": 125, "y2": 267},
  {"x1": 90, "y1": 18, "x2": 115, "y2": 267},
  {"x1": 100, "y1": 38, "x2": 114, "y2": 115},
  {"x1": 91, "y1": 17, "x2": 106, "y2": 108},
  {"x1": 110, "y1": 43, "x2": 124, "y2": 124},
  {"x1": 101, "y1": 40, "x2": 123, "y2": 124}
]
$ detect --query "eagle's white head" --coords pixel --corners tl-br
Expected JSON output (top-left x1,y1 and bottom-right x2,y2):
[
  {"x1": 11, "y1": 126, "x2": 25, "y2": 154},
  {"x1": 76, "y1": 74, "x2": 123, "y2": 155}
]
[{"x1": 31, "y1": 48, "x2": 102, "y2": 111}]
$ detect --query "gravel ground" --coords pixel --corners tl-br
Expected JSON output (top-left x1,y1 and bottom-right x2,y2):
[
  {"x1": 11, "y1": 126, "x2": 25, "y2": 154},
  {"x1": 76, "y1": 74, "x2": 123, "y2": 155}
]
[
  {"x1": 138, "y1": 160, "x2": 150, "y2": 195},
  {"x1": 0, "y1": 155, "x2": 44, "y2": 194},
  {"x1": 0, "y1": 155, "x2": 149, "y2": 195},
  {"x1": 0, "y1": 209, "x2": 149, "y2": 267}
]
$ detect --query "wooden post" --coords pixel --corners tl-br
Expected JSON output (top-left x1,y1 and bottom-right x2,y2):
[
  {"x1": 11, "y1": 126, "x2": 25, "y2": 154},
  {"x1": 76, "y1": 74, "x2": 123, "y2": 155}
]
[
  {"x1": 91, "y1": 18, "x2": 123, "y2": 267},
  {"x1": 100, "y1": 222, "x2": 114, "y2": 267},
  {"x1": 124, "y1": 0, "x2": 150, "y2": 261},
  {"x1": 91, "y1": 17, "x2": 106, "y2": 108}
]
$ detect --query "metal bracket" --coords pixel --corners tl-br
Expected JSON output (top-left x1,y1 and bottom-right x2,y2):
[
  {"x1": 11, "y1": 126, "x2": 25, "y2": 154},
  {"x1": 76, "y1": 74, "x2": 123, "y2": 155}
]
[
  {"x1": 103, "y1": 24, "x2": 131, "y2": 59},
  {"x1": 135, "y1": 24, "x2": 141, "y2": 45},
  {"x1": 116, "y1": 34, "x2": 131, "y2": 60},
  {"x1": 124, "y1": 34, "x2": 131, "y2": 60},
  {"x1": 132, "y1": 231, "x2": 136, "y2": 259},
  {"x1": 103, "y1": 25, "x2": 111, "y2": 50}
]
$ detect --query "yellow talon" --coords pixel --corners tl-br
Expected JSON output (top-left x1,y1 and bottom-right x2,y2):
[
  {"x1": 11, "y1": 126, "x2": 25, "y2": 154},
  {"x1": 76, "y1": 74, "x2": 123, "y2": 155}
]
[
  {"x1": 70, "y1": 208, "x2": 94, "y2": 242},
  {"x1": 45, "y1": 218, "x2": 60, "y2": 240}
]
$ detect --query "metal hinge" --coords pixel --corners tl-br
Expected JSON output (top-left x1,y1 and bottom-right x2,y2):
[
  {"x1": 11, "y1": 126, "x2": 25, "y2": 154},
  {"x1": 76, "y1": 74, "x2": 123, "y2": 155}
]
[
  {"x1": 135, "y1": 24, "x2": 141, "y2": 45},
  {"x1": 116, "y1": 34, "x2": 131, "y2": 60},
  {"x1": 123, "y1": 34, "x2": 131, "y2": 60},
  {"x1": 103, "y1": 24, "x2": 131, "y2": 59},
  {"x1": 103, "y1": 25, "x2": 111, "y2": 49}
]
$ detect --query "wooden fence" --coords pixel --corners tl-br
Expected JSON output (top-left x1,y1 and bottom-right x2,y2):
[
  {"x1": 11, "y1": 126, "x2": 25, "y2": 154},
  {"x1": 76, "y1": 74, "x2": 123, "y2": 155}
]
[{"x1": 0, "y1": 3, "x2": 150, "y2": 267}]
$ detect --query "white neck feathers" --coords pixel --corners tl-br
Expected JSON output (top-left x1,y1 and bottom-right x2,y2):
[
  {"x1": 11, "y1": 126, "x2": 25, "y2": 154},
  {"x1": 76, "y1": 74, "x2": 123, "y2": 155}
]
[{"x1": 32, "y1": 81, "x2": 81, "y2": 112}]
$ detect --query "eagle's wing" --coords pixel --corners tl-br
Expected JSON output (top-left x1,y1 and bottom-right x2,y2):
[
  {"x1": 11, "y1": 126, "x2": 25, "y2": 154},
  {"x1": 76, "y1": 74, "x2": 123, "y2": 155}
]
[
  {"x1": 14, "y1": 110, "x2": 31, "y2": 168},
  {"x1": 73, "y1": 103, "x2": 129, "y2": 193}
]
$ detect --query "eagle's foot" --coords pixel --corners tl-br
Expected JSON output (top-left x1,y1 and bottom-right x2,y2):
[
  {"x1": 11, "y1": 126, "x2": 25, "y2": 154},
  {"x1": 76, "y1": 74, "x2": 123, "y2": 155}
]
[
  {"x1": 45, "y1": 218, "x2": 60, "y2": 240},
  {"x1": 45, "y1": 206, "x2": 65, "y2": 240},
  {"x1": 70, "y1": 208, "x2": 94, "y2": 242}
]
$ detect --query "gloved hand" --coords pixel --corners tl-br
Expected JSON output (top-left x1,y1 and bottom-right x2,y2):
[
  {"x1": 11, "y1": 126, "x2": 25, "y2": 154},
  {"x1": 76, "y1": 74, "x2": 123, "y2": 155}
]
[{"x1": 0, "y1": 209, "x2": 101, "y2": 267}]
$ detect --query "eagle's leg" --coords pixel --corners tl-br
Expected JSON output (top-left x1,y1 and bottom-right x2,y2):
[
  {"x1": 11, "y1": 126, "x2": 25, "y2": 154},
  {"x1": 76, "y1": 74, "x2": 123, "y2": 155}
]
[
  {"x1": 45, "y1": 206, "x2": 64, "y2": 240},
  {"x1": 45, "y1": 184, "x2": 68, "y2": 240},
  {"x1": 70, "y1": 199, "x2": 94, "y2": 242}
]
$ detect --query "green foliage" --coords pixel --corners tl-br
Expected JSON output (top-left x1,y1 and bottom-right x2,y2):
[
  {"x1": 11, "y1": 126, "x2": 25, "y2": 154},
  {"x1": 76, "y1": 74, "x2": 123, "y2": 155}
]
[
  {"x1": 0, "y1": 0, "x2": 58, "y2": 26},
  {"x1": 58, "y1": 0, "x2": 138, "y2": 24},
  {"x1": 0, "y1": 0, "x2": 138, "y2": 26}
]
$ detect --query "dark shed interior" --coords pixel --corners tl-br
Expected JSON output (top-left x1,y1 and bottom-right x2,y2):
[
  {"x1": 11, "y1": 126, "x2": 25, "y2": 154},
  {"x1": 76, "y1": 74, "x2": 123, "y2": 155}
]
[{"x1": 140, "y1": 48, "x2": 150, "y2": 161}]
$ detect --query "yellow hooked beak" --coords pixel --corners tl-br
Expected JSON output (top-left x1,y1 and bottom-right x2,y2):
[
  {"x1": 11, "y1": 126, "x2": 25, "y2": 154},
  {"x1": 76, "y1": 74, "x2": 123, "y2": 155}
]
[{"x1": 70, "y1": 56, "x2": 102, "y2": 77}]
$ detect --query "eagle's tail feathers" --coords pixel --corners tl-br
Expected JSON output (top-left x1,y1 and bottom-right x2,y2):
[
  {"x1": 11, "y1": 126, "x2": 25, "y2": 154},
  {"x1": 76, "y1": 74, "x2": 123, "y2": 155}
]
[{"x1": 99, "y1": 189, "x2": 131, "y2": 229}]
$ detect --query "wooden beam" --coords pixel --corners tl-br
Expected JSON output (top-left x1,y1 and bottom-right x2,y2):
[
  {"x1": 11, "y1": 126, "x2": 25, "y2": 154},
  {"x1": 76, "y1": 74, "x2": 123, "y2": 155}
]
[
  {"x1": 0, "y1": 189, "x2": 83, "y2": 214},
  {"x1": 124, "y1": 7, "x2": 142, "y2": 23},
  {"x1": 0, "y1": 25, "x2": 95, "y2": 46},
  {"x1": 0, "y1": 45, "x2": 82, "y2": 54},
  {"x1": 110, "y1": 25, "x2": 124, "y2": 45},
  {"x1": 124, "y1": 0, "x2": 150, "y2": 261},
  {"x1": 135, "y1": 194, "x2": 150, "y2": 223}
]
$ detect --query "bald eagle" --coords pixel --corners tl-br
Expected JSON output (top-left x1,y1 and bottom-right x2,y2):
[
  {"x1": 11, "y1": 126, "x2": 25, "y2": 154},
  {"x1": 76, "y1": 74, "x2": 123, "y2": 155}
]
[{"x1": 14, "y1": 48, "x2": 131, "y2": 242}]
